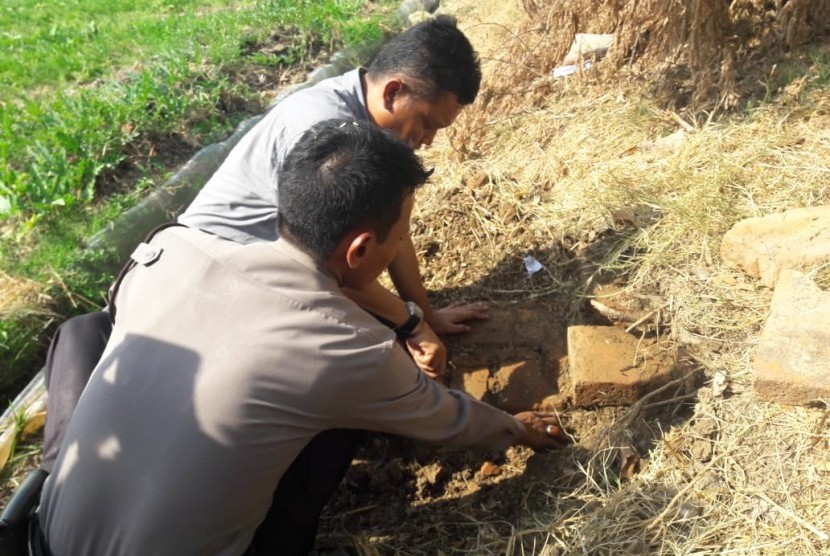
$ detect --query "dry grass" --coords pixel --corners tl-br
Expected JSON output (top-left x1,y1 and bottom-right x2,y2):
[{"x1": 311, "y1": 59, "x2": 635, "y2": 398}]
[
  {"x1": 394, "y1": 0, "x2": 830, "y2": 553},
  {"x1": 0, "y1": 272, "x2": 52, "y2": 318},
  {"x1": 529, "y1": 397, "x2": 830, "y2": 554}
]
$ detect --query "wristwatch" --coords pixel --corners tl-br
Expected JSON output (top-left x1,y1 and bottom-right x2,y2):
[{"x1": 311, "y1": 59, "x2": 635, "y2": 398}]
[{"x1": 395, "y1": 302, "x2": 424, "y2": 338}]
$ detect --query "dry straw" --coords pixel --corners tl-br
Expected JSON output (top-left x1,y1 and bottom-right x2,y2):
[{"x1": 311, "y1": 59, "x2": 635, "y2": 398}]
[
  {"x1": 0, "y1": 272, "x2": 52, "y2": 318},
  {"x1": 381, "y1": 0, "x2": 830, "y2": 553}
]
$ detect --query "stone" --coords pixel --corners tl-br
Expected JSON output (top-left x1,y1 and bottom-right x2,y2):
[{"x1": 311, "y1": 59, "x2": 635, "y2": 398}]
[
  {"x1": 567, "y1": 325, "x2": 677, "y2": 407},
  {"x1": 398, "y1": 0, "x2": 439, "y2": 22},
  {"x1": 721, "y1": 206, "x2": 830, "y2": 288},
  {"x1": 407, "y1": 10, "x2": 432, "y2": 26},
  {"x1": 562, "y1": 33, "x2": 615, "y2": 65},
  {"x1": 753, "y1": 270, "x2": 830, "y2": 405}
]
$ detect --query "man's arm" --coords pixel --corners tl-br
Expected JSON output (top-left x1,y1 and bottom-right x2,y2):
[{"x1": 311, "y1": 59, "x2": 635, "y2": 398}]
[
  {"x1": 340, "y1": 347, "x2": 566, "y2": 452},
  {"x1": 341, "y1": 280, "x2": 447, "y2": 379},
  {"x1": 387, "y1": 235, "x2": 489, "y2": 335}
]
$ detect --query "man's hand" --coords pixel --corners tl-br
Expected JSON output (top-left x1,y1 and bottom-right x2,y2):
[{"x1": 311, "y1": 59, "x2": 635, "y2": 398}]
[
  {"x1": 427, "y1": 301, "x2": 490, "y2": 335},
  {"x1": 513, "y1": 411, "x2": 570, "y2": 451},
  {"x1": 404, "y1": 322, "x2": 447, "y2": 381}
]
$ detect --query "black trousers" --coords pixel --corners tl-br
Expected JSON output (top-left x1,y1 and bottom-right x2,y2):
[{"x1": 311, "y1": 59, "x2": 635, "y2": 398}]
[
  {"x1": 41, "y1": 311, "x2": 362, "y2": 555},
  {"x1": 42, "y1": 311, "x2": 112, "y2": 473}
]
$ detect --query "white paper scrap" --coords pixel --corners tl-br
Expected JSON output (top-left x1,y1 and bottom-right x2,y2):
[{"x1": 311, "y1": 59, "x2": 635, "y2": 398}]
[
  {"x1": 552, "y1": 60, "x2": 593, "y2": 79},
  {"x1": 523, "y1": 255, "x2": 544, "y2": 275}
]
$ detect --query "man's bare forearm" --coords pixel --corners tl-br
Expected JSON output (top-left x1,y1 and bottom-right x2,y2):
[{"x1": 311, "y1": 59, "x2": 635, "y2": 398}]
[
  {"x1": 341, "y1": 280, "x2": 409, "y2": 326},
  {"x1": 387, "y1": 235, "x2": 437, "y2": 322},
  {"x1": 341, "y1": 279, "x2": 447, "y2": 376}
]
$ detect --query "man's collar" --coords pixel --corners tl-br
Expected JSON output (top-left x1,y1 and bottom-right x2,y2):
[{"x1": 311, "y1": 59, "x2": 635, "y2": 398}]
[{"x1": 273, "y1": 238, "x2": 338, "y2": 284}]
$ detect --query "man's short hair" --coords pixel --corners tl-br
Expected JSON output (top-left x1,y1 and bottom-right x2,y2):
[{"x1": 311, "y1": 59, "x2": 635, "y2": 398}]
[
  {"x1": 277, "y1": 119, "x2": 430, "y2": 259},
  {"x1": 368, "y1": 15, "x2": 481, "y2": 105}
]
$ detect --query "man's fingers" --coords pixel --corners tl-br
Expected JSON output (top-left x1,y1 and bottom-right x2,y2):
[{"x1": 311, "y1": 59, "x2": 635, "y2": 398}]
[
  {"x1": 545, "y1": 424, "x2": 565, "y2": 442},
  {"x1": 431, "y1": 303, "x2": 490, "y2": 335},
  {"x1": 414, "y1": 352, "x2": 445, "y2": 375},
  {"x1": 412, "y1": 350, "x2": 446, "y2": 372},
  {"x1": 543, "y1": 423, "x2": 570, "y2": 443},
  {"x1": 513, "y1": 411, "x2": 572, "y2": 450},
  {"x1": 421, "y1": 368, "x2": 442, "y2": 381},
  {"x1": 523, "y1": 427, "x2": 563, "y2": 451},
  {"x1": 406, "y1": 324, "x2": 448, "y2": 376},
  {"x1": 441, "y1": 303, "x2": 489, "y2": 320},
  {"x1": 440, "y1": 322, "x2": 470, "y2": 334},
  {"x1": 445, "y1": 301, "x2": 488, "y2": 311}
]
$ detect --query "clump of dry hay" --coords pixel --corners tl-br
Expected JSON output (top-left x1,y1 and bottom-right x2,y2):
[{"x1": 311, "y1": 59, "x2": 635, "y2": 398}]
[
  {"x1": 0, "y1": 272, "x2": 52, "y2": 318},
  {"x1": 398, "y1": 0, "x2": 830, "y2": 553}
]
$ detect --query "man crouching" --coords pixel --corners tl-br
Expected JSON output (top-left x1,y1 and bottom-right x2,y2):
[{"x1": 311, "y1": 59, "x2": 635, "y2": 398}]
[{"x1": 37, "y1": 119, "x2": 563, "y2": 556}]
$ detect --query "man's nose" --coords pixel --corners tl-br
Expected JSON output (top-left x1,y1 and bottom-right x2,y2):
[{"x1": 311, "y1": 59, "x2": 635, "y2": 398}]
[{"x1": 420, "y1": 130, "x2": 437, "y2": 148}]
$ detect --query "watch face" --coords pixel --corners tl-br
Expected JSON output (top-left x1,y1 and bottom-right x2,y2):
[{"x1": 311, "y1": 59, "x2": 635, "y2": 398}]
[{"x1": 408, "y1": 302, "x2": 424, "y2": 320}]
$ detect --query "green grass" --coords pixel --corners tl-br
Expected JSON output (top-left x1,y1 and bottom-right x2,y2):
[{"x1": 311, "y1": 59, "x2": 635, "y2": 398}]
[
  {"x1": 747, "y1": 44, "x2": 830, "y2": 108},
  {"x1": 0, "y1": 0, "x2": 397, "y2": 403},
  {"x1": 0, "y1": 0, "x2": 392, "y2": 219},
  {"x1": 0, "y1": 0, "x2": 387, "y2": 92}
]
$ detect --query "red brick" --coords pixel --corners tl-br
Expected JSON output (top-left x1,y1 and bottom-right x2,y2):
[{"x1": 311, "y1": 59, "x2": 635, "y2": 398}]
[
  {"x1": 754, "y1": 270, "x2": 830, "y2": 405},
  {"x1": 567, "y1": 325, "x2": 677, "y2": 407}
]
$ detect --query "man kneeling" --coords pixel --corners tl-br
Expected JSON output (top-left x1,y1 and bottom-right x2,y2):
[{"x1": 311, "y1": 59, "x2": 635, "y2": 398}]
[{"x1": 38, "y1": 120, "x2": 562, "y2": 556}]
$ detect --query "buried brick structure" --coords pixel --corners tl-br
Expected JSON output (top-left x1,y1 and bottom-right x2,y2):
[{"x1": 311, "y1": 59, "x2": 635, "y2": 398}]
[
  {"x1": 445, "y1": 304, "x2": 680, "y2": 410},
  {"x1": 447, "y1": 304, "x2": 568, "y2": 412}
]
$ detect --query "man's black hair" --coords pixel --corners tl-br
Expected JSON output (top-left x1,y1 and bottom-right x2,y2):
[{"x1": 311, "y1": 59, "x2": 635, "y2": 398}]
[
  {"x1": 278, "y1": 119, "x2": 430, "y2": 259},
  {"x1": 368, "y1": 15, "x2": 481, "y2": 105}
]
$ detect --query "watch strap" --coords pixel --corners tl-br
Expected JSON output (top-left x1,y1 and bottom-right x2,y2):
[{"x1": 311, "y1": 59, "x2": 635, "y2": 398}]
[{"x1": 395, "y1": 302, "x2": 423, "y2": 338}]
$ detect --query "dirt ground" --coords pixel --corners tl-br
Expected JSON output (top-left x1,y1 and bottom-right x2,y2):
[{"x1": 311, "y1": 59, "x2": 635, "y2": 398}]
[
  {"x1": 314, "y1": 389, "x2": 689, "y2": 555},
  {"x1": 312, "y1": 305, "x2": 694, "y2": 554}
]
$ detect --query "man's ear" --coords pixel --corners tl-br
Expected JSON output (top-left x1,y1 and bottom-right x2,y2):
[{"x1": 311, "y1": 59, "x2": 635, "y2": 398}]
[
  {"x1": 344, "y1": 232, "x2": 374, "y2": 269},
  {"x1": 381, "y1": 79, "x2": 404, "y2": 112}
]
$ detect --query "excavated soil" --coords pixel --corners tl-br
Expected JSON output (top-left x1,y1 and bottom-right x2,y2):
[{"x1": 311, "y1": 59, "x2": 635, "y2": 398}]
[{"x1": 312, "y1": 300, "x2": 697, "y2": 554}]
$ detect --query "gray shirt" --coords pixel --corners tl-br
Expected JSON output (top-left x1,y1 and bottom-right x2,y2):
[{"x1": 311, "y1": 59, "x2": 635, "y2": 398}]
[
  {"x1": 40, "y1": 227, "x2": 525, "y2": 556},
  {"x1": 179, "y1": 69, "x2": 369, "y2": 243}
]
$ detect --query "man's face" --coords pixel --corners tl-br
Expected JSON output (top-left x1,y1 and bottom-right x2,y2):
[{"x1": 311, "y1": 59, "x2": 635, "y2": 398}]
[{"x1": 385, "y1": 89, "x2": 463, "y2": 150}]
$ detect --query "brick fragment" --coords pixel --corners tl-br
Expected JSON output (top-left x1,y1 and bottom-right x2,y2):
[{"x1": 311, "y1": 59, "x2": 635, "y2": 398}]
[
  {"x1": 754, "y1": 270, "x2": 830, "y2": 405},
  {"x1": 568, "y1": 325, "x2": 676, "y2": 407},
  {"x1": 721, "y1": 206, "x2": 830, "y2": 288}
]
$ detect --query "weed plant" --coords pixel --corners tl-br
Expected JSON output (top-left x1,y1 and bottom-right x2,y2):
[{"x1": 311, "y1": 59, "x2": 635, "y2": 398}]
[
  {"x1": 0, "y1": 0, "x2": 395, "y2": 402},
  {"x1": 1, "y1": 0, "x2": 390, "y2": 220}
]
